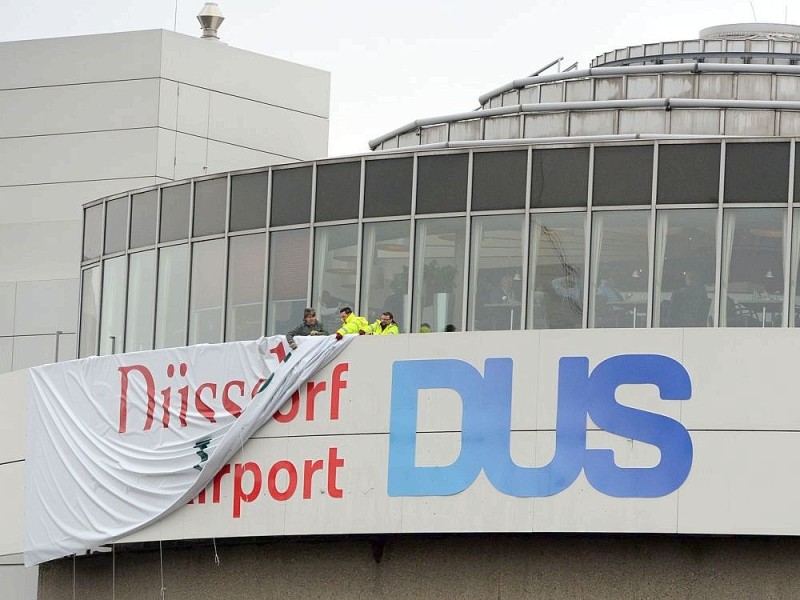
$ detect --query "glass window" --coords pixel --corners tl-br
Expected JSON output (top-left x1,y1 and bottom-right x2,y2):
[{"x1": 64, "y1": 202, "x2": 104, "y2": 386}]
[
  {"x1": 99, "y1": 256, "x2": 127, "y2": 354},
  {"x1": 790, "y1": 208, "x2": 800, "y2": 327},
  {"x1": 226, "y1": 234, "x2": 265, "y2": 341},
  {"x1": 657, "y1": 144, "x2": 720, "y2": 204},
  {"x1": 721, "y1": 208, "x2": 785, "y2": 327},
  {"x1": 271, "y1": 167, "x2": 312, "y2": 226},
  {"x1": 413, "y1": 218, "x2": 466, "y2": 332},
  {"x1": 267, "y1": 229, "x2": 309, "y2": 335},
  {"x1": 155, "y1": 245, "x2": 189, "y2": 349},
  {"x1": 468, "y1": 215, "x2": 524, "y2": 330},
  {"x1": 471, "y1": 151, "x2": 527, "y2": 211},
  {"x1": 230, "y1": 172, "x2": 268, "y2": 232},
  {"x1": 360, "y1": 221, "x2": 411, "y2": 331},
  {"x1": 104, "y1": 197, "x2": 128, "y2": 254},
  {"x1": 79, "y1": 267, "x2": 101, "y2": 357},
  {"x1": 531, "y1": 148, "x2": 590, "y2": 208},
  {"x1": 312, "y1": 224, "x2": 358, "y2": 325},
  {"x1": 725, "y1": 143, "x2": 790, "y2": 203},
  {"x1": 364, "y1": 158, "x2": 412, "y2": 218},
  {"x1": 654, "y1": 209, "x2": 717, "y2": 327},
  {"x1": 589, "y1": 211, "x2": 651, "y2": 328},
  {"x1": 189, "y1": 239, "x2": 226, "y2": 345},
  {"x1": 193, "y1": 177, "x2": 227, "y2": 237},
  {"x1": 416, "y1": 154, "x2": 468, "y2": 214},
  {"x1": 316, "y1": 162, "x2": 361, "y2": 222},
  {"x1": 125, "y1": 250, "x2": 156, "y2": 351},
  {"x1": 160, "y1": 184, "x2": 190, "y2": 242},
  {"x1": 130, "y1": 190, "x2": 158, "y2": 248},
  {"x1": 83, "y1": 204, "x2": 103, "y2": 261},
  {"x1": 529, "y1": 213, "x2": 586, "y2": 329},
  {"x1": 593, "y1": 146, "x2": 653, "y2": 206}
]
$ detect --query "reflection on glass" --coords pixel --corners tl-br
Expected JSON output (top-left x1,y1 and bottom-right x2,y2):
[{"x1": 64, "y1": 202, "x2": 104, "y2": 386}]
[
  {"x1": 104, "y1": 197, "x2": 128, "y2": 254},
  {"x1": 589, "y1": 211, "x2": 650, "y2": 328},
  {"x1": 160, "y1": 184, "x2": 190, "y2": 242},
  {"x1": 230, "y1": 172, "x2": 268, "y2": 232},
  {"x1": 189, "y1": 239, "x2": 226, "y2": 344},
  {"x1": 529, "y1": 213, "x2": 586, "y2": 329},
  {"x1": 361, "y1": 221, "x2": 411, "y2": 331},
  {"x1": 312, "y1": 225, "x2": 358, "y2": 325},
  {"x1": 79, "y1": 267, "x2": 101, "y2": 357},
  {"x1": 83, "y1": 205, "x2": 103, "y2": 261},
  {"x1": 468, "y1": 215, "x2": 524, "y2": 331},
  {"x1": 99, "y1": 256, "x2": 127, "y2": 354},
  {"x1": 126, "y1": 251, "x2": 156, "y2": 351},
  {"x1": 130, "y1": 190, "x2": 158, "y2": 248},
  {"x1": 155, "y1": 245, "x2": 189, "y2": 348},
  {"x1": 413, "y1": 218, "x2": 465, "y2": 332},
  {"x1": 721, "y1": 208, "x2": 785, "y2": 327},
  {"x1": 226, "y1": 234, "x2": 265, "y2": 341},
  {"x1": 193, "y1": 177, "x2": 227, "y2": 237},
  {"x1": 267, "y1": 229, "x2": 309, "y2": 335},
  {"x1": 654, "y1": 209, "x2": 717, "y2": 327}
]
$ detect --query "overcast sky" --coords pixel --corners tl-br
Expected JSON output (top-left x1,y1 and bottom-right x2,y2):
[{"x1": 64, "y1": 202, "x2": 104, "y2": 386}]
[{"x1": 1, "y1": 0, "x2": 796, "y2": 156}]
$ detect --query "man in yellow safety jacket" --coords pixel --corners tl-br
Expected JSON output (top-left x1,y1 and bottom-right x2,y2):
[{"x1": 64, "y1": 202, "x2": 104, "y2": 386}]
[
  {"x1": 335, "y1": 307, "x2": 370, "y2": 340},
  {"x1": 369, "y1": 311, "x2": 399, "y2": 335}
]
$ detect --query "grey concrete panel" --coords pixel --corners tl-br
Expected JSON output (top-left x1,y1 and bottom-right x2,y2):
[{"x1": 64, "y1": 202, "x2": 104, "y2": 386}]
[
  {"x1": 160, "y1": 31, "x2": 331, "y2": 119},
  {"x1": 174, "y1": 83, "x2": 211, "y2": 138},
  {"x1": 569, "y1": 110, "x2": 616, "y2": 136},
  {"x1": 0, "y1": 30, "x2": 163, "y2": 88},
  {"x1": 157, "y1": 79, "x2": 179, "y2": 131},
  {"x1": 56, "y1": 333, "x2": 77, "y2": 363},
  {"x1": 618, "y1": 109, "x2": 667, "y2": 134},
  {"x1": 0, "y1": 283, "x2": 15, "y2": 336},
  {"x1": 0, "y1": 129, "x2": 159, "y2": 186},
  {"x1": 12, "y1": 334, "x2": 56, "y2": 370},
  {"x1": 725, "y1": 109, "x2": 776, "y2": 136},
  {"x1": 0, "y1": 79, "x2": 160, "y2": 138},
  {"x1": 205, "y1": 140, "x2": 290, "y2": 176},
  {"x1": 0, "y1": 463, "x2": 24, "y2": 557},
  {"x1": 14, "y1": 279, "x2": 78, "y2": 336},
  {"x1": 0, "y1": 220, "x2": 81, "y2": 282},
  {"x1": 0, "y1": 369, "x2": 27, "y2": 463},
  {"x1": 0, "y1": 565, "x2": 37, "y2": 600},
  {"x1": 0, "y1": 338, "x2": 11, "y2": 373}
]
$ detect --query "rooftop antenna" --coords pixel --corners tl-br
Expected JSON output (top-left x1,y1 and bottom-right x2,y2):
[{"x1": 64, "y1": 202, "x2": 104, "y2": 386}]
[
  {"x1": 750, "y1": 1, "x2": 758, "y2": 21},
  {"x1": 197, "y1": 3, "x2": 225, "y2": 41},
  {"x1": 528, "y1": 57, "x2": 564, "y2": 77}
]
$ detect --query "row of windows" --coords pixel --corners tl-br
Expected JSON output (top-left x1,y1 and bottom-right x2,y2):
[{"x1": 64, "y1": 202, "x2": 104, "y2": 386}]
[
  {"x1": 79, "y1": 205, "x2": 800, "y2": 357},
  {"x1": 83, "y1": 141, "x2": 800, "y2": 261}
]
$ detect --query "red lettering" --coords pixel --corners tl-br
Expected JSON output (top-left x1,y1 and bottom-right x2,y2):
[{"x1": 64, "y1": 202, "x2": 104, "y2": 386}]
[
  {"x1": 233, "y1": 462, "x2": 262, "y2": 518},
  {"x1": 212, "y1": 464, "x2": 232, "y2": 503},
  {"x1": 327, "y1": 447, "x2": 344, "y2": 499},
  {"x1": 251, "y1": 378, "x2": 267, "y2": 399},
  {"x1": 177, "y1": 363, "x2": 189, "y2": 427},
  {"x1": 117, "y1": 364, "x2": 156, "y2": 433},
  {"x1": 268, "y1": 460, "x2": 298, "y2": 501},
  {"x1": 330, "y1": 363, "x2": 349, "y2": 420},
  {"x1": 303, "y1": 459, "x2": 324, "y2": 499},
  {"x1": 222, "y1": 380, "x2": 245, "y2": 418},
  {"x1": 305, "y1": 380, "x2": 327, "y2": 421},
  {"x1": 195, "y1": 382, "x2": 217, "y2": 423},
  {"x1": 273, "y1": 390, "x2": 300, "y2": 423},
  {"x1": 269, "y1": 342, "x2": 287, "y2": 363}
]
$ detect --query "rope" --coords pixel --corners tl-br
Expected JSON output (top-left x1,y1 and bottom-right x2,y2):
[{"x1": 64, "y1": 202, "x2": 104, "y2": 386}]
[
  {"x1": 112, "y1": 544, "x2": 116, "y2": 600},
  {"x1": 160, "y1": 541, "x2": 166, "y2": 599},
  {"x1": 212, "y1": 538, "x2": 220, "y2": 566},
  {"x1": 72, "y1": 554, "x2": 76, "y2": 600}
]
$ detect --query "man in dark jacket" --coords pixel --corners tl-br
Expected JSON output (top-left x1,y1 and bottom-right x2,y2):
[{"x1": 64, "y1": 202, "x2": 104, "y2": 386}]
[{"x1": 286, "y1": 308, "x2": 329, "y2": 350}]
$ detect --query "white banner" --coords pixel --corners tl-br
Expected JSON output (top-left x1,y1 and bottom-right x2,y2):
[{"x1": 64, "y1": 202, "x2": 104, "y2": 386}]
[{"x1": 23, "y1": 334, "x2": 352, "y2": 566}]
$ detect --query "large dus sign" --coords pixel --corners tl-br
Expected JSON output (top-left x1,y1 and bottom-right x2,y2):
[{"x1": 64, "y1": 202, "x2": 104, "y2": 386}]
[{"x1": 388, "y1": 354, "x2": 693, "y2": 498}]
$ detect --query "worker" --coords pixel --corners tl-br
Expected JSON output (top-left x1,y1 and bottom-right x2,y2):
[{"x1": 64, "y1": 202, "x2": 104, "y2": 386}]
[
  {"x1": 334, "y1": 306, "x2": 369, "y2": 340},
  {"x1": 369, "y1": 311, "x2": 399, "y2": 335},
  {"x1": 285, "y1": 308, "x2": 328, "y2": 350}
]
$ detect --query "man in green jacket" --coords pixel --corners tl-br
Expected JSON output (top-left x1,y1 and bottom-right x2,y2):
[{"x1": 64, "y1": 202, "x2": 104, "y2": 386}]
[
  {"x1": 286, "y1": 308, "x2": 329, "y2": 350},
  {"x1": 369, "y1": 311, "x2": 399, "y2": 335},
  {"x1": 335, "y1": 307, "x2": 369, "y2": 340}
]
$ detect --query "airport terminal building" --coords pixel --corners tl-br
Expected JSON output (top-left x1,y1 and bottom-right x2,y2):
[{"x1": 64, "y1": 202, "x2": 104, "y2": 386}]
[{"x1": 8, "y1": 19, "x2": 800, "y2": 600}]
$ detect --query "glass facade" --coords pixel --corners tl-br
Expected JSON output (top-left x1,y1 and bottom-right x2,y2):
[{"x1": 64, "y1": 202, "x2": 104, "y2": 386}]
[{"x1": 78, "y1": 140, "x2": 800, "y2": 356}]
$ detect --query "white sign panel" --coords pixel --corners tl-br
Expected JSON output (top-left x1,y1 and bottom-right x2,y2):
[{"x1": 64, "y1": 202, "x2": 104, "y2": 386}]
[{"x1": 24, "y1": 335, "x2": 352, "y2": 566}]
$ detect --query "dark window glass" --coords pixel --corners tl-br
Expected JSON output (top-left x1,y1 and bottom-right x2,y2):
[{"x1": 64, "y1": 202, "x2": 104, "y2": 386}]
[
  {"x1": 657, "y1": 144, "x2": 720, "y2": 204},
  {"x1": 104, "y1": 197, "x2": 129, "y2": 254},
  {"x1": 130, "y1": 190, "x2": 158, "y2": 248},
  {"x1": 593, "y1": 146, "x2": 653, "y2": 206},
  {"x1": 230, "y1": 172, "x2": 268, "y2": 231},
  {"x1": 160, "y1": 184, "x2": 190, "y2": 242},
  {"x1": 725, "y1": 142, "x2": 790, "y2": 203},
  {"x1": 271, "y1": 167, "x2": 312, "y2": 226},
  {"x1": 193, "y1": 177, "x2": 227, "y2": 237},
  {"x1": 364, "y1": 158, "x2": 412, "y2": 218},
  {"x1": 472, "y1": 151, "x2": 527, "y2": 211},
  {"x1": 315, "y1": 162, "x2": 361, "y2": 222},
  {"x1": 83, "y1": 204, "x2": 103, "y2": 261},
  {"x1": 416, "y1": 154, "x2": 468, "y2": 214},
  {"x1": 531, "y1": 148, "x2": 589, "y2": 208}
]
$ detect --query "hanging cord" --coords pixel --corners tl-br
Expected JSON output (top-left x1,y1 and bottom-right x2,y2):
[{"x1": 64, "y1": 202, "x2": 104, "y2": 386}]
[
  {"x1": 160, "y1": 541, "x2": 166, "y2": 599},
  {"x1": 72, "y1": 554, "x2": 76, "y2": 600},
  {"x1": 212, "y1": 538, "x2": 220, "y2": 566},
  {"x1": 112, "y1": 544, "x2": 116, "y2": 600}
]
